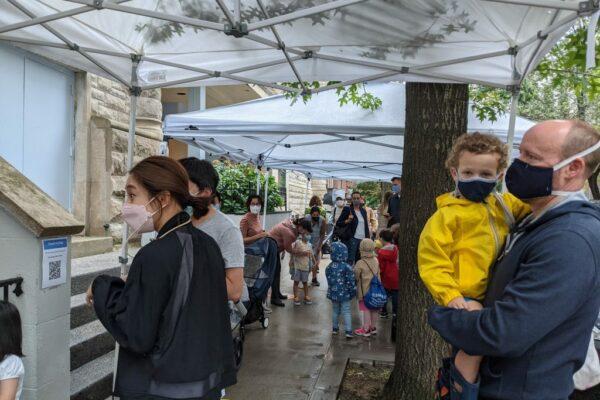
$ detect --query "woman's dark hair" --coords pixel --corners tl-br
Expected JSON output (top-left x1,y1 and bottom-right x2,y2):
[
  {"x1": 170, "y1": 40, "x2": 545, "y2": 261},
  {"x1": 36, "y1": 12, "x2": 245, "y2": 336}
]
[
  {"x1": 293, "y1": 218, "x2": 313, "y2": 234},
  {"x1": 129, "y1": 156, "x2": 210, "y2": 219},
  {"x1": 179, "y1": 157, "x2": 220, "y2": 194},
  {"x1": 245, "y1": 194, "x2": 263, "y2": 210},
  {"x1": 310, "y1": 206, "x2": 321, "y2": 215},
  {"x1": 309, "y1": 195, "x2": 322, "y2": 207},
  {"x1": 379, "y1": 229, "x2": 394, "y2": 243},
  {"x1": 0, "y1": 301, "x2": 23, "y2": 361}
]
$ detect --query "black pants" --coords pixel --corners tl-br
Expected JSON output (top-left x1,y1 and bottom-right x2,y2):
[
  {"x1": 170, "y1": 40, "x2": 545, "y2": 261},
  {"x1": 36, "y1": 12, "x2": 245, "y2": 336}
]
[
  {"x1": 271, "y1": 253, "x2": 283, "y2": 298},
  {"x1": 119, "y1": 386, "x2": 221, "y2": 400}
]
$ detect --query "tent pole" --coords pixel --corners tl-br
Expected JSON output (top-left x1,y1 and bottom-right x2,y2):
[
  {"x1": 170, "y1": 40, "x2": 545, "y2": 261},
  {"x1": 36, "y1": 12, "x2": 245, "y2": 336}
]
[
  {"x1": 256, "y1": 168, "x2": 261, "y2": 195},
  {"x1": 304, "y1": 173, "x2": 312, "y2": 211},
  {"x1": 262, "y1": 169, "x2": 270, "y2": 230},
  {"x1": 119, "y1": 58, "x2": 141, "y2": 274},
  {"x1": 503, "y1": 89, "x2": 519, "y2": 192}
]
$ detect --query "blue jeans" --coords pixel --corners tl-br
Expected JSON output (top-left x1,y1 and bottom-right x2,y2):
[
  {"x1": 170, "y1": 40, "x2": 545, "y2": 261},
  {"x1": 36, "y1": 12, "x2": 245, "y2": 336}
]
[
  {"x1": 345, "y1": 238, "x2": 362, "y2": 265},
  {"x1": 332, "y1": 300, "x2": 352, "y2": 333}
]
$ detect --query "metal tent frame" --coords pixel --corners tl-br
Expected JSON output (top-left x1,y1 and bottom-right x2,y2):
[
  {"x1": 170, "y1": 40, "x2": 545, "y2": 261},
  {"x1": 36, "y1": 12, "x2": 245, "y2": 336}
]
[{"x1": 1, "y1": 0, "x2": 598, "y2": 269}]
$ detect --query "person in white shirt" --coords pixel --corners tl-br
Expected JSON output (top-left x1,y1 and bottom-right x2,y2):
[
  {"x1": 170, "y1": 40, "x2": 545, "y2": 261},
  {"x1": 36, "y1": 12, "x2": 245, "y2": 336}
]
[{"x1": 0, "y1": 301, "x2": 24, "y2": 400}]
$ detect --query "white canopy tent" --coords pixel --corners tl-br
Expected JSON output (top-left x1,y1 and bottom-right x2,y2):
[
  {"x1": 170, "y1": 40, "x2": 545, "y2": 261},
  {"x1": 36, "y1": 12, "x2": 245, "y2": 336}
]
[
  {"x1": 1, "y1": 0, "x2": 597, "y2": 268},
  {"x1": 164, "y1": 82, "x2": 536, "y2": 181}
]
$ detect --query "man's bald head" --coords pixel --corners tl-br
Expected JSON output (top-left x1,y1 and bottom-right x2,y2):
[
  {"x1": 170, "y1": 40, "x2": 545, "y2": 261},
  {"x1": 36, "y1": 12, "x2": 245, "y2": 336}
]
[{"x1": 521, "y1": 120, "x2": 600, "y2": 177}]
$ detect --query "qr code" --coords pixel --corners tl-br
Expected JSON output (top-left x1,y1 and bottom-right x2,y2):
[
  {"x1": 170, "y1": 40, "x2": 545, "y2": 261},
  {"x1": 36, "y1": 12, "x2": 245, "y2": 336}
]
[{"x1": 49, "y1": 260, "x2": 62, "y2": 280}]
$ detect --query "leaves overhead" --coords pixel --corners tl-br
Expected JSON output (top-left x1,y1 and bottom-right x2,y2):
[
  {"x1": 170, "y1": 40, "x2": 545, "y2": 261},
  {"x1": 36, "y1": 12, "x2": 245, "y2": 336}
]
[{"x1": 281, "y1": 81, "x2": 383, "y2": 112}]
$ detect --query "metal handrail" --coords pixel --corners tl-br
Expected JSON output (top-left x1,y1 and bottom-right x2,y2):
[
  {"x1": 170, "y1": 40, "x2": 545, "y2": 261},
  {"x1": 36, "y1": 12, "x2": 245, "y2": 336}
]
[{"x1": 0, "y1": 277, "x2": 24, "y2": 302}]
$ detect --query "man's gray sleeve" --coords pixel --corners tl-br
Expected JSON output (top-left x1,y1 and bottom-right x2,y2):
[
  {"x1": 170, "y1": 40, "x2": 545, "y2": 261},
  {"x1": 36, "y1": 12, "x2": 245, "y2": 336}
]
[{"x1": 222, "y1": 226, "x2": 245, "y2": 269}]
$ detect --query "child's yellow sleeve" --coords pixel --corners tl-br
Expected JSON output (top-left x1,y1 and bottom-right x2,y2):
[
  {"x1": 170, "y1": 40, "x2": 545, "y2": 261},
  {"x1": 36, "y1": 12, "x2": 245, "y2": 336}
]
[
  {"x1": 502, "y1": 192, "x2": 531, "y2": 221},
  {"x1": 418, "y1": 209, "x2": 461, "y2": 306}
]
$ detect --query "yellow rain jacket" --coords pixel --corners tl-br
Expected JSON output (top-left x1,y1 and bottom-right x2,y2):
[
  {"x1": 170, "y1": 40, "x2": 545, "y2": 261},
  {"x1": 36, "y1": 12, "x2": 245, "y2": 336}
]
[{"x1": 418, "y1": 192, "x2": 530, "y2": 306}]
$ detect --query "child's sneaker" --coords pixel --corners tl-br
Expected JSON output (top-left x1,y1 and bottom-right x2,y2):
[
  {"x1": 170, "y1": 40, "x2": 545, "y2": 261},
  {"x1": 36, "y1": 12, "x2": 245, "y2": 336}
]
[
  {"x1": 304, "y1": 297, "x2": 313, "y2": 305},
  {"x1": 345, "y1": 331, "x2": 353, "y2": 339},
  {"x1": 293, "y1": 297, "x2": 301, "y2": 306},
  {"x1": 379, "y1": 311, "x2": 390, "y2": 319},
  {"x1": 369, "y1": 327, "x2": 377, "y2": 335},
  {"x1": 332, "y1": 328, "x2": 339, "y2": 335},
  {"x1": 353, "y1": 328, "x2": 371, "y2": 337}
]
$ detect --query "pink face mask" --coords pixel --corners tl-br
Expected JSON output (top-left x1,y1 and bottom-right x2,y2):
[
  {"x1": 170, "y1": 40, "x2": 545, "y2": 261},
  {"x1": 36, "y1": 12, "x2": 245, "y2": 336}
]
[{"x1": 121, "y1": 197, "x2": 162, "y2": 236}]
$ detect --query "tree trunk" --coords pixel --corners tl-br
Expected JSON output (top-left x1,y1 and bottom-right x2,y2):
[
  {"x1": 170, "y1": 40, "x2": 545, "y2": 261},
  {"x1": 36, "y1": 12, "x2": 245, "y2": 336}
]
[
  {"x1": 382, "y1": 82, "x2": 469, "y2": 399},
  {"x1": 588, "y1": 168, "x2": 600, "y2": 200}
]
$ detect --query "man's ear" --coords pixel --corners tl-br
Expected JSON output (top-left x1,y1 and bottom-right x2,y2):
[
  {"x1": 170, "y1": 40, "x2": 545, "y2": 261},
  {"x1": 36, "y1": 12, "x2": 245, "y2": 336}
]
[{"x1": 566, "y1": 158, "x2": 586, "y2": 179}]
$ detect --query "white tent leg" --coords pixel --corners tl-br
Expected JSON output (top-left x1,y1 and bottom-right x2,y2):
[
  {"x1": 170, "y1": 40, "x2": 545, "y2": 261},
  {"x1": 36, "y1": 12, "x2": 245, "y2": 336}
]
[
  {"x1": 303, "y1": 173, "x2": 312, "y2": 211},
  {"x1": 503, "y1": 89, "x2": 519, "y2": 192},
  {"x1": 119, "y1": 59, "x2": 140, "y2": 274},
  {"x1": 262, "y1": 169, "x2": 270, "y2": 230}
]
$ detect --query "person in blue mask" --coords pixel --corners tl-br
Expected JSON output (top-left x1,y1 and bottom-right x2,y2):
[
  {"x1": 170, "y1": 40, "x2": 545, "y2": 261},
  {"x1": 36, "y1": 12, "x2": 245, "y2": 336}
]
[
  {"x1": 385, "y1": 176, "x2": 402, "y2": 227},
  {"x1": 419, "y1": 132, "x2": 530, "y2": 399},
  {"x1": 429, "y1": 120, "x2": 600, "y2": 400}
]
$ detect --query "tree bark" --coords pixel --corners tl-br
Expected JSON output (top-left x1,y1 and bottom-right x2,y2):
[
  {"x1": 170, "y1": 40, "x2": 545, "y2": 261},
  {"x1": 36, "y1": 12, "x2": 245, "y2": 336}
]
[{"x1": 382, "y1": 82, "x2": 469, "y2": 399}]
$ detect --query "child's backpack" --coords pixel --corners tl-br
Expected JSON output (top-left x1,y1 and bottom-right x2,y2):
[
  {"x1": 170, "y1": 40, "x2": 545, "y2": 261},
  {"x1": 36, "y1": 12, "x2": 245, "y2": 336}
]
[{"x1": 363, "y1": 263, "x2": 388, "y2": 310}]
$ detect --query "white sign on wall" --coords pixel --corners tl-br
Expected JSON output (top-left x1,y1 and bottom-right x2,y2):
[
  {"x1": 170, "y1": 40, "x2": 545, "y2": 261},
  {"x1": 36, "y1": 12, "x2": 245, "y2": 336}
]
[{"x1": 41, "y1": 237, "x2": 68, "y2": 289}]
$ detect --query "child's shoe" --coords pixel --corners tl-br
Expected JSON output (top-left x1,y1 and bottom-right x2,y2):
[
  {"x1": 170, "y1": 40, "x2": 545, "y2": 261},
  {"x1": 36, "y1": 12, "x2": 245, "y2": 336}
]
[
  {"x1": 380, "y1": 311, "x2": 390, "y2": 319},
  {"x1": 304, "y1": 297, "x2": 313, "y2": 305},
  {"x1": 311, "y1": 278, "x2": 320, "y2": 286},
  {"x1": 345, "y1": 331, "x2": 353, "y2": 339},
  {"x1": 369, "y1": 326, "x2": 377, "y2": 335},
  {"x1": 353, "y1": 328, "x2": 371, "y2": 337},
  {"x1": 332, "y1": 328, "x2": 339, "y2": 335},
  {"x1": 293, "y1": 297, "x2": 301, "y2": 306}
]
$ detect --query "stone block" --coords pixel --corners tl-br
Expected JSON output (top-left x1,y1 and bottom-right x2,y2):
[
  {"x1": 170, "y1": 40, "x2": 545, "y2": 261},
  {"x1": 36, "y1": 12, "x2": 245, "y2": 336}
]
[
  {"x1": 110, "y1": 197, "x2": 123, "y2": 221},
  {"x1": 136, "y1": 96, "x2": 162, "y2": 120},
  {"x1": 35, "y1": 315, "x2": 70, "y2": 387},
  {"x1": 111, "y1": 151, "x2": 127, "y2": 176},
  {"x1": 111, "y1": 128, "x2": 128, "y2": 154},
  {"x1": 111, "y1": 176, "x2": 126, "y2": 198}
]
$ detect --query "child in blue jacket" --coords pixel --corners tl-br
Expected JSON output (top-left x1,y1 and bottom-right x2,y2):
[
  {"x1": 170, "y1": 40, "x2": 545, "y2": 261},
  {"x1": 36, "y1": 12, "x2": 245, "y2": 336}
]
[{"x1": 326, "y1": 242, "x2": 357, "y2": 339}]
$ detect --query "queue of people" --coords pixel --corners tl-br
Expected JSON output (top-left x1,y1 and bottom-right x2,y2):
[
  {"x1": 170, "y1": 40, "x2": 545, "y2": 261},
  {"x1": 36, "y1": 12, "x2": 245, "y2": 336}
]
[{"x1": 3, "y1": 120, "x2": 600, "y2": 400}]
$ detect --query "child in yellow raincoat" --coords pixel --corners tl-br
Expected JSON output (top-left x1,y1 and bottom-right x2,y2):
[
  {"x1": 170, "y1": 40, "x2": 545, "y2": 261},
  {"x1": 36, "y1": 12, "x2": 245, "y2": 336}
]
[{"x1": 418, "y1": 132, "x2": 530, "y2": 398}]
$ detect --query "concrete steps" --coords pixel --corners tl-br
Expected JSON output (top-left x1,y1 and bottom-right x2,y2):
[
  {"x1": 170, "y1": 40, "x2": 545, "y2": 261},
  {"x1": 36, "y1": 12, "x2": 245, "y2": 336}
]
[
  {"x1": 69, "y1": 250, "x2": 136, "y2": 400},
  {"x1": 72, "y1": 236, "x2": 113, "y2": 259}
]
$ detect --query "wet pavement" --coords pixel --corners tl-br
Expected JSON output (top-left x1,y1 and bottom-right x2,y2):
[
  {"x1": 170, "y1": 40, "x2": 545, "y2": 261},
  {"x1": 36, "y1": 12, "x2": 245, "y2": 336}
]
[{"x1": 226, "y1": 255, "x2": 396, "y2": 400}]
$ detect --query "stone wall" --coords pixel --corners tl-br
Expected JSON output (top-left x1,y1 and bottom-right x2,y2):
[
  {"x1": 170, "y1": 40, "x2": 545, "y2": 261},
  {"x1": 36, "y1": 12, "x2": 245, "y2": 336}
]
[
  {"x1": 285, "y1": 171, "x2": 328, "y2": 215},
  {"x1": 85, "y1": 75, "x2": 163, "y2": 243}
]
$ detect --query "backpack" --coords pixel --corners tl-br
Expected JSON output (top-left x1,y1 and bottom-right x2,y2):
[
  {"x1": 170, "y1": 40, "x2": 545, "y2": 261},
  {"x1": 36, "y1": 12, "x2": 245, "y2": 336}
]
[{"x1": 363, "y1": 263, "x2": 388, "y2": 310}]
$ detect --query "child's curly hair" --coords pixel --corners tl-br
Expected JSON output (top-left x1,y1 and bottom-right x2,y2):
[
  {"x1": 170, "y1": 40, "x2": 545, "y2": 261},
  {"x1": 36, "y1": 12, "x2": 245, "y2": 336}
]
[{"x1": 445, "y1": 132, "x2": 508, "y2": 171}]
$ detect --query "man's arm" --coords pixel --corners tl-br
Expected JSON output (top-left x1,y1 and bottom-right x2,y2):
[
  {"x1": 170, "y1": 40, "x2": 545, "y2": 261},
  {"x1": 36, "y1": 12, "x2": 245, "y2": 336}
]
[{"x1": 428, "y1": 231, "x2": 596, "y2": 358}]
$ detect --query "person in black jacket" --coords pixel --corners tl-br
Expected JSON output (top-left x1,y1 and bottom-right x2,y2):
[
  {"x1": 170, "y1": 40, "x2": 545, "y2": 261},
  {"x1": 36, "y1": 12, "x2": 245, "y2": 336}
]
[
  {"x1": 386, "y1": 176, "x2": 401, "y2": 227},
  {"x1": 428, "y1": 120, "x2": 600, "y2": 400},
  {"x1": 86, "y1": 156, "x2": 236, "y2": 400},
  {"x1": 335, "y1": 191, "x2": 371, "y2": 265}
]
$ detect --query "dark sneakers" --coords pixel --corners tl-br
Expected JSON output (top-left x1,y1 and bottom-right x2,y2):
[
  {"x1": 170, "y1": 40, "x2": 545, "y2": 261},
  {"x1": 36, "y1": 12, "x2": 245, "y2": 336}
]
[{"x1": 311, "y1": 278, "x2": 320, "y2": 287}]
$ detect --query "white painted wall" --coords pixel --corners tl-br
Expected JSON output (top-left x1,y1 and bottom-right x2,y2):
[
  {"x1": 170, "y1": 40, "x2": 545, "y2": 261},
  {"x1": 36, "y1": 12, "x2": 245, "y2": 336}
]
[
  {"x1": 0, "y1": 44, "x2": 74, "y2": 211},
  {"x1": 0, "y1": 210, "x2": 71, "y2": 400}
]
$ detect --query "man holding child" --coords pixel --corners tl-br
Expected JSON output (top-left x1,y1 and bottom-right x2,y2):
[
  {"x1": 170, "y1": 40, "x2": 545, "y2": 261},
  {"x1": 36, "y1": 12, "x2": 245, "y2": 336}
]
[{"x1": 423, "y1": 120, "x2": 600, "y2": 400}]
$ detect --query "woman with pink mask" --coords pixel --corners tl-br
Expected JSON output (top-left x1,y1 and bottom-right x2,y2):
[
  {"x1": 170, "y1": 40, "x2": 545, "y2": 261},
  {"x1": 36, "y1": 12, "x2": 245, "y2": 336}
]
[{"x1": 85, "y1": 156, "x2": 236, "y2": 400}]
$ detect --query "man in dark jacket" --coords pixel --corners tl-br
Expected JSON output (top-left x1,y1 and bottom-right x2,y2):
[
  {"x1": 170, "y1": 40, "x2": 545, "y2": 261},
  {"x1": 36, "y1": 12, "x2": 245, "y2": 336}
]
[
  {"x1": 336, "y1": 191, "x2": 371, "y2": 265},
  {"x1": 386, "y1": 176, "x2": 401, "y2": 227},
  {"x1": 429, "y1": 120, "x2": 600, "y2": 400}
]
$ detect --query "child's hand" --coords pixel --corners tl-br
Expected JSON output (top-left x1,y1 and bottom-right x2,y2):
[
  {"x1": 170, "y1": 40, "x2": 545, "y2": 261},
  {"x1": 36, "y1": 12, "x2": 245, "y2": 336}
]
[
  {"x1": 465, "y1": 300, "x2": 483, "y2": 312},
  {"x1": 447, "y1": 296, "x2": 469, "y2": 310}
]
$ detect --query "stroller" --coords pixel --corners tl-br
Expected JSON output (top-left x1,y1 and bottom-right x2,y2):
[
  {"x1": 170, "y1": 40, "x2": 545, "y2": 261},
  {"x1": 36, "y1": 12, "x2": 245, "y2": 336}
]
[{"x1": 242, "y1": 237, "x2": 279, "y2": 329}]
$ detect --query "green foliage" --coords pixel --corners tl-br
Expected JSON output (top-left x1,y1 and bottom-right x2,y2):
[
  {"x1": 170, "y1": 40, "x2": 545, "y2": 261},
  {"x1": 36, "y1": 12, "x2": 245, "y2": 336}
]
[
  {"x1": 213, "y1": 161, "x2": 284, "y2": 214},
  {"x1": 470, "y1": 19, "x2": 600, "y2": 126},
  {"x1": 356, "y1": 181, "x2": 382, "y2": 209},
  {"x1": 282, "y1": 82, "x2": 383, "y2": 112}
]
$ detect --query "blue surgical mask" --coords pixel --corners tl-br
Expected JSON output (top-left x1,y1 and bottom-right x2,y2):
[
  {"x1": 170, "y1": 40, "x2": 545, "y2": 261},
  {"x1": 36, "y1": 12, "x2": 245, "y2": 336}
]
[
  {"x1": 457, "y1": 177, "x2": 497, "y2": 203},
  {"x1": 213, "y1": 204, "x2": 221, "y2": 211},
  {"x1": 391, "y1": 184, "x2": 400, "y2": 194}
]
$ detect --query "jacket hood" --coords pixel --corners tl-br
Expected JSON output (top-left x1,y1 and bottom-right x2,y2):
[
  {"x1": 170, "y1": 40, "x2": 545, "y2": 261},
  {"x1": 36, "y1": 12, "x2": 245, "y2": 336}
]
[
  {"x1": 330, "y1": 241, "x2": 348, "y2": 262},
  {"x1": 523, "y1": 200, "x2": 600, "y2": 232},
  {"x1": 378, "y1": 245, "x2": 398, "y2": 261}
]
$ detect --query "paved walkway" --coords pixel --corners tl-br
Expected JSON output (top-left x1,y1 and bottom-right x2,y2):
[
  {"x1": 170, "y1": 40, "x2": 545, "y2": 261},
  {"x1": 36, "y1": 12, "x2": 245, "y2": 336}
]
[{"x1": 226, "y1": 255, "x2": 395, "y2": 400}]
